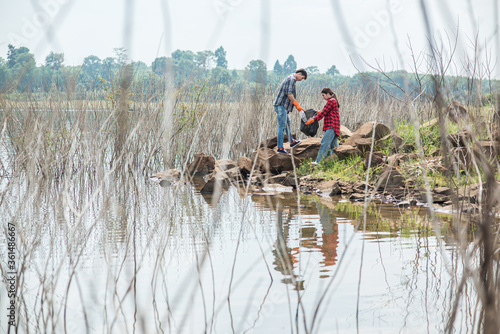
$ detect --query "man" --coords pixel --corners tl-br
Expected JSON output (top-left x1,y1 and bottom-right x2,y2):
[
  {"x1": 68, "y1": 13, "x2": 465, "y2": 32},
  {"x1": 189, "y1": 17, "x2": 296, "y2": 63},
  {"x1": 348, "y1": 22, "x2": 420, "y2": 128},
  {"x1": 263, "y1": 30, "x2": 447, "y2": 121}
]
[{"x1": 273, "y1": 68, "x2": 307, "y2": 154}]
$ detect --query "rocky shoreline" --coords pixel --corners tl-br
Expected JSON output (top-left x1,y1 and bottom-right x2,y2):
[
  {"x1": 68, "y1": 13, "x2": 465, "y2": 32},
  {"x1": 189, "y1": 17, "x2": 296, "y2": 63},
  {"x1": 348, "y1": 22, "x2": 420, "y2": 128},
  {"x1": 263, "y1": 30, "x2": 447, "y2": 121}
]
[{"x1": 151, "y1": 119, "x2": 500, "y2": 215}]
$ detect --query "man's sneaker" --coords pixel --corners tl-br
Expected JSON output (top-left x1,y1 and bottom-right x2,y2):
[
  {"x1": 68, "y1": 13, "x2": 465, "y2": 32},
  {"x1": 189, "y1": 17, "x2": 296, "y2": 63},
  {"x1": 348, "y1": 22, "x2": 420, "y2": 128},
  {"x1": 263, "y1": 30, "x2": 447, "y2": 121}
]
[
  {"x1": 277, "y1": 148, "x2": 290, "y2": 155},
  {"x1": 290, "y1": 140, "x2": 301, "y2": 148}
]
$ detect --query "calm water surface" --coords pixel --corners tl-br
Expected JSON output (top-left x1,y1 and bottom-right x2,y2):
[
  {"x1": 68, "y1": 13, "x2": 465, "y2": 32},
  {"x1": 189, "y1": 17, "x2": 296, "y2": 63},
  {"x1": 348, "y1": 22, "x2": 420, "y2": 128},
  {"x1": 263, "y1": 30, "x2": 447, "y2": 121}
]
[{"x1": 0, "y1": 177, "x2": 476, "y2": 333}]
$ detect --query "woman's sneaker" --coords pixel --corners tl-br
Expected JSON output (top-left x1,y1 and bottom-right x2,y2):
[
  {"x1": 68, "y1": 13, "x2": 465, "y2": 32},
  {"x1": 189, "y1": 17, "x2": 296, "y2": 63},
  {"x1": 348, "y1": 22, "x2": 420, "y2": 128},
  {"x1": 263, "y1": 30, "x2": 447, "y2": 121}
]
[
  {"x1": 277, "y1": 148, "x2": 290, "y2": 155},
  {"x1": 290, "y1": 140, "x2": 301, "y2": 148}
]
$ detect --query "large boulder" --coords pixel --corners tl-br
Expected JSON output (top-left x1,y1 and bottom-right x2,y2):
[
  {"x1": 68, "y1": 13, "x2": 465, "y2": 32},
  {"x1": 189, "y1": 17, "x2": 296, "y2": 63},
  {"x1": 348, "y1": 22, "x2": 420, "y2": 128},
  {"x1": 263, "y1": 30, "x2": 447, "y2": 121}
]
[
  {"x1": 377, "y1": 132, "x2": 403, "y2": 151},
  {"x1": 200, "y1": 172, "x2": 230, "y2": 194},
  {"x1": 187, "y1": 152, "x2": 216, "y2": 177},
  {"x1": 267, "y1": 153, "x2": 303, "y2": 173},
  {"x1": 268, "y1": 172, "x2": 300, "y2": 188},
  {"x1": 150, "y1": 169, "x2": 181, "y2": 182},
  {"x1": 375, "y1": 166, "x2": 405, "y2": 191},
  {"x1": 339, "y1": 125, "x2": 353, "y2": 141},
  {"x1": 333, "y1": 145, "x2": 362, "y2": 160},
  {"x1": 150, "y1": 169, "x2": 181, "y2": 186},
  {"x1": 284, "y1": 137, "x2": 321, "y2": 160},
  {"x1": 215, "y1": 159, "x2": 237, "y2": 171},
  {"x1": 343, "y1": 122, "x2": 391, "y2": 147},
  {"x1": 251, "y1": 147, "x2": 275, "y2": 171},
  {"x1": 363, "y1": 151, "x2": 386, "y2": 170},
  {"x1": 354, "y1": 138, "x2": 375, "y2": 153},
  {"x1": 223, "y1": 167, "x2": 244, "y2": 181},
  {"x1": 250, "y1": 147, "x2": 302, "y2": 173},
  {"x1": 258, "y1": 133, "x2": 297, "y2": 149},
  {"x1": 237, "y1": 156, "x2": 254, "y2": 175}
]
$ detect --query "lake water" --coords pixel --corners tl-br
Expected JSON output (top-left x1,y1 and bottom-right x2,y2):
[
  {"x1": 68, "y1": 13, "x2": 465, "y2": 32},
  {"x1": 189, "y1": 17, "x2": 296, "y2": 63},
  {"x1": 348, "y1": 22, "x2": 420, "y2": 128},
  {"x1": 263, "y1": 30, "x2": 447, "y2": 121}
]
[{"x1": 0, "y1": 177, "x2": 481, "y2": 333}]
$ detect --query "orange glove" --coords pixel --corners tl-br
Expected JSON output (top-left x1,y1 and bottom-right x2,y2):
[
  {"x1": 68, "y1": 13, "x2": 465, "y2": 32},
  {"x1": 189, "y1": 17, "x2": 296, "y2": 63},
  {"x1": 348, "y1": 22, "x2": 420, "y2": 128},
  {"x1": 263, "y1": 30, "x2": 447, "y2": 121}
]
[
  {"x1": 293, "y1": 100, "x2": 304, "y2": 111},
  {"x1": 305, "y1": 118, "x2": 315, "y2": 125}
]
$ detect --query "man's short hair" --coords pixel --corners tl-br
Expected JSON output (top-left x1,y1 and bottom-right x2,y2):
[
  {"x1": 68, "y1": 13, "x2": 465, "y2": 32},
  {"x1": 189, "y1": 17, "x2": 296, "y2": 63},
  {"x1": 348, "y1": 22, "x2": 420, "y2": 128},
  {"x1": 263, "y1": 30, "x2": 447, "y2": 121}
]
[{"x1": 296, "y1": 68, "x2": 307, "y2": 80}]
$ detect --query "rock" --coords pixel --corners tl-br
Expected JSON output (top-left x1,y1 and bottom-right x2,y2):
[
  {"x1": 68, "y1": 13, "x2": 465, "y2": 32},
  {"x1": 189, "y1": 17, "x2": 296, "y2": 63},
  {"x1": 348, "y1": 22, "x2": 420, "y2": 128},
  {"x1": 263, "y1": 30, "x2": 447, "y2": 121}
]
[
  {"x1": 418, "y1": 192, "x2": 449, "y2": 204},
  {"x1": 237, "y1": 156, "x2": 254, "y2": 175},
  {"x1": 363, "y1": 151, "x2": 386, "y2": 170},
  {"x1": 250, "y1": 174, "x2": 264, "y2": 186},
  {"x1": 215, "y1": 159, "x2": 237, "y2": 171},
  {"x1": 343, "y1": 122, "x2": 391, "y2": 147},
  {"x1": 397, "y1": 200, "x2": 412, "y2": 207},
  {"x1": 262, "y1": 184, "x2": 294, "y2": 193},
  {"x1": 329, "y1": 183, "x2": 342, "y2": 196},
  {"x1": 187, "y1": 152, "x2": 216, "y2": 177},
  {"x1": 446, "y1": 131, "x2": 472, "y2": 147},
  {"x1": 250, "y1": 147, "x2": 303, "y2": 173},
  {"x1": 251, "y1": 147, "x2": 275, "y2": 171},
  {"x1": 150, "y1": 169, "x2": 181, "y2": 184},
  {"x1": 352, "y1": 181, "x2": 371, "y2": 193},
  {"x1": 461, "y1": 204, "x2": 479, "y2": 214},
  {"x1": 434, "y1": 186, "x2": 453, "y2": 196},
  {"x1": 446, "y1": 100, "x2": 468, "y2": 123},
  {"x1": 387, "y1": 153, "x2": 420, "y2": 167},
  {"x1": 317, "y1": 180, "x2": 339, "y2": 193},
  {"x1": 258, "y1": 133, "x2": 297, "y2": 149},
  {"x1": 349, "y1": 193, "x2": 366, "y2": 201},
  {"x1": 376, "y1": 166, "x2": 405, "y2": 191},
  {"x1": 433, "y1": 194, "x2": 450, "y2": 204},
  {"x1": 284, "y1": 137, "x2": 321, "y2": 160},
  {"x1": 333, "y1": 145, "x2": 362, "y2": 160},
  {"x1": 269, "y1": 172, "x2": 299, "y2": 188},
  {"x1": 475, "y1": 141, "x2": 500, "y2": 158},
  {"x1": 339, "y1": 125, "x2": 353, "y2": 140},
  {"x1": 391, "y1": 187, "x2": 407, "y2": 199},
  {"x1": 200, "y1": 172, "x2": 230, "y2": 194},
  {"x1": 378, "y1": 132, "x2": 403, "y2": 151},
  {"x1": 267, "y1": 151, "x2": 303, "y2": 173},
  {"x1": 223, "y1": 167, "x2": 244, "y2": 181},
  {"x1": 420, "y1": 118, "x2": 439, "y2": 130},
  {"x1": 354, "y1": 138, "x2": 375, "y2": 153}
]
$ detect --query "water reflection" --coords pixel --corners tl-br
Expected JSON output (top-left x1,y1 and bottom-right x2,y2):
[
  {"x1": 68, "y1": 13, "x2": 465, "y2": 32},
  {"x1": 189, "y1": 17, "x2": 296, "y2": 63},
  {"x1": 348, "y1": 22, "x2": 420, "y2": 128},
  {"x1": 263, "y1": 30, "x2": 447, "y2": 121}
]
[
  {"x1": 3, "y1": 173, "x2": 498, "y2": 333},
  {"x1": 260, "y1": 194, "x2": 339, "y2": 290}
]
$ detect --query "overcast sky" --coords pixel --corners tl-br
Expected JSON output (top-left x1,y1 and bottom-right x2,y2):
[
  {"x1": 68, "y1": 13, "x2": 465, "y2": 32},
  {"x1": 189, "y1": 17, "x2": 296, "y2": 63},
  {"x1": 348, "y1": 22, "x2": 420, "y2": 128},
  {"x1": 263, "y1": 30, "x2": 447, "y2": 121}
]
[{"x1": 0, "y1": 0, "x2": 498, "y2": 76}]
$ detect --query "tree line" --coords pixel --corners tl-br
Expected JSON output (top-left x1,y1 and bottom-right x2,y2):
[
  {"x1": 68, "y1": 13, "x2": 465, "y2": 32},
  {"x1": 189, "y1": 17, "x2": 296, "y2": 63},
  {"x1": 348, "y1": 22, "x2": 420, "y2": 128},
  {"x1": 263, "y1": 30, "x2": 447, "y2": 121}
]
[
  {"x1": 0, "y1": 44, "x2": 341, "y2": 94},
  {"x1": 0, "y1": 44, "x2": 497, "y2": 105}
]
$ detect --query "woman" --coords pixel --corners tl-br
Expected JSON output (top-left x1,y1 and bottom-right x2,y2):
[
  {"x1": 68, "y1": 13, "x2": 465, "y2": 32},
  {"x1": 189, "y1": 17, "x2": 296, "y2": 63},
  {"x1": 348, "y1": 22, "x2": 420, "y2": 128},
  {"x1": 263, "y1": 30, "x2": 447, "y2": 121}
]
[{"x1": 305, "y1": 88, "x2": 340, "y2": 165}]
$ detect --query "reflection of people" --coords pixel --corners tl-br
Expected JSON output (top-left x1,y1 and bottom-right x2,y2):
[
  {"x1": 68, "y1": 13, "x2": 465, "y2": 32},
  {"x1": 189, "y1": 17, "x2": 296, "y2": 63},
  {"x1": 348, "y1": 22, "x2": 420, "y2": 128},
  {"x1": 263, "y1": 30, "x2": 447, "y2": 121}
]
[
  {"x1": 272, "y1": 200, "x2": 339, "y2": 287},
  {"x1": 273, "y1": 205, "x2": 304, "y2": 290},
  {"x1": 290, "y1": 202, "x2": 338, "y2": 269},
  {"x1": 305, "y1": 88, "x2": 341, "y2": 164},
  {"x1": 273, "y1": 69, "x2": 308, "y2": 155},
  {"x1": 316, "y1": 202, "x2": 339, "y2": 267}
]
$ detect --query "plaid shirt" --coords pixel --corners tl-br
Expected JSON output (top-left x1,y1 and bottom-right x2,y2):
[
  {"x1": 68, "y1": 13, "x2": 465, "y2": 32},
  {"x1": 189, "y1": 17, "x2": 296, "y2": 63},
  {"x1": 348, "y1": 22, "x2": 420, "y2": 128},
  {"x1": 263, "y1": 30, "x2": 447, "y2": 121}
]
[
  {"x1": 273, "y1": 74, "x2": 297, "y2": 113},
  {"x1": 314, "y1": 97, "x2": 340, "y2": 136}
]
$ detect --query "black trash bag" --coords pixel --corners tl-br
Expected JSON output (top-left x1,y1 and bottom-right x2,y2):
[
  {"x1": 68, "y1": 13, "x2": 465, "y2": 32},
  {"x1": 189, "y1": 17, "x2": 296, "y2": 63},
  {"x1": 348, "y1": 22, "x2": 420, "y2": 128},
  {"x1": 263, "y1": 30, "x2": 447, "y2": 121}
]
[{"x1": 300, "y1": 109, "x2": 319, "y2": 137}]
